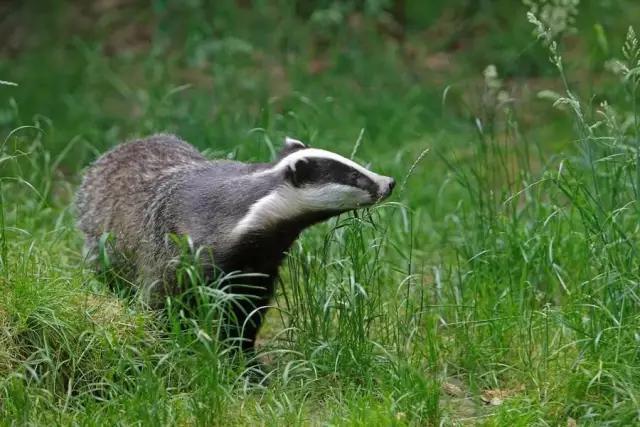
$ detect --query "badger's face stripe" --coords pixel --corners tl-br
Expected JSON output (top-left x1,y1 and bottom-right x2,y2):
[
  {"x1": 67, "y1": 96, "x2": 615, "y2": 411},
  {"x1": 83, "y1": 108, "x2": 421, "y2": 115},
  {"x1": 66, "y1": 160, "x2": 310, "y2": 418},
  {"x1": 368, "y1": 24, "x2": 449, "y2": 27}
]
[
  {"x1": 233, "y1": 145, "x2": 395, "y2": 236},
  {"x1": 274, "y1": 148, "x2": 386, "y2": 186},
  {"x1": 291, "y1": 158, "x2": 380, "y2": 198}
]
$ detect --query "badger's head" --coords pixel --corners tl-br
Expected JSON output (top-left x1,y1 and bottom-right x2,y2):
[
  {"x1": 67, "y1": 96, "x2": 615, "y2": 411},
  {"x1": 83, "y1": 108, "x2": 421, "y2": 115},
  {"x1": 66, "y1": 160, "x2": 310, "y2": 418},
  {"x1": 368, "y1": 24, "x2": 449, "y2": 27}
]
[
  {"x1": 231, "y1": 137, "x2": 395, "y2": 237},
  {"x1": 276, "y1": 137, "x2": 395, "y2": 211}
]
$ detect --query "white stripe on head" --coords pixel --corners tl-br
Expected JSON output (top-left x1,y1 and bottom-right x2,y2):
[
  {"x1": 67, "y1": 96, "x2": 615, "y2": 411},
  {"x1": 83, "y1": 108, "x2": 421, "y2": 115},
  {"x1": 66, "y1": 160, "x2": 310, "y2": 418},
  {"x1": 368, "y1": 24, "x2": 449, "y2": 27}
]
[
  {"x1": 276, "y1": 148, "x2": 385, "y2": 182},
  {"x1": 254, "y1": 147, "x2": 387, "y2": 186},
  {"x1": 231, "y1": 183, "x2": 371, "y2": 237}
]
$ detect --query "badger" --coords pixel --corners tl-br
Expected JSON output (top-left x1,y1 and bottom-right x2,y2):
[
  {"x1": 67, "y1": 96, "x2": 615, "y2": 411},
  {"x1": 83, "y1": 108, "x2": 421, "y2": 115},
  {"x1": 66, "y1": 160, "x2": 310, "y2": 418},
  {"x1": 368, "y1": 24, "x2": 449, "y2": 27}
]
[{"x1": 75, "y1": 133, "x2": 395, "y2": 356}]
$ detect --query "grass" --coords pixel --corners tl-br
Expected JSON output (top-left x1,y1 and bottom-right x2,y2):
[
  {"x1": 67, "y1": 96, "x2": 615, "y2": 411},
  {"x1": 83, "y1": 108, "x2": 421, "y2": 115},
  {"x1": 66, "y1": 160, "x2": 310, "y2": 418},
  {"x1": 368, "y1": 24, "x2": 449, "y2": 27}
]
[{"x1": 2, "y1": 1, "x2": 640, "y2": 425}]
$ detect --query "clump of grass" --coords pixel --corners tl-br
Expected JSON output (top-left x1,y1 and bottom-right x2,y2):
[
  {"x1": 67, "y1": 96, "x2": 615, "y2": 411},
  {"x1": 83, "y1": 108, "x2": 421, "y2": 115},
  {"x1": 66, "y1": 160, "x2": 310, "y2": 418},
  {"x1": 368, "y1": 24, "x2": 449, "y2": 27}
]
[{"x1": 436, "y1": 5, "x2": 640, "y2": 421}]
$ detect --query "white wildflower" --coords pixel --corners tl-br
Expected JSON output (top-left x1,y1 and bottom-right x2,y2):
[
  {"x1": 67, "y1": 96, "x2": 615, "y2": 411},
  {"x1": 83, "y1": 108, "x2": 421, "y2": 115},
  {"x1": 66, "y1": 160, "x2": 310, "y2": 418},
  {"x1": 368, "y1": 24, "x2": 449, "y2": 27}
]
[
  {"x1": 604, "y1": 59, "x2": 628, "y2": 77},
  {"x1": 482, "y1": 65, "x2": 512, "y2": 110},
  {"x1": 606, "y1": 27, "x2": 639, "y2": 83},
  {"x1": 497, "y1": 90, "x2": 511, "y2": 105},
  {"x1": 524, "y1": 0, "x2": 580, "y2": 43},
  {"x1": 483, "y1": 64, "x2": 502, "y2": 91}
]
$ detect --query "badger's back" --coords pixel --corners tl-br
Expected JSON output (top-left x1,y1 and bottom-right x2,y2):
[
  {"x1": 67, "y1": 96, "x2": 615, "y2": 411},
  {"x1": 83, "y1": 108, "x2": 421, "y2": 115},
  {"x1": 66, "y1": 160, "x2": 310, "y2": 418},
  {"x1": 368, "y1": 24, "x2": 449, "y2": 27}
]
[{"x1": 75, "y1": 134, "x2": 207, "y2": 269}]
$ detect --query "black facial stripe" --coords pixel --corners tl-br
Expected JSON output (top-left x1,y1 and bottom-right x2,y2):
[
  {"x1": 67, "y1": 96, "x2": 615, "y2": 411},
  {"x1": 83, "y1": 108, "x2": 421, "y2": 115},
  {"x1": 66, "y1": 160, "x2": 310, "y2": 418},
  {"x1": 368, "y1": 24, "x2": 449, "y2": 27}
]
[{"x1": 294, "y1": 158, "x2": 378, "y2": 196}]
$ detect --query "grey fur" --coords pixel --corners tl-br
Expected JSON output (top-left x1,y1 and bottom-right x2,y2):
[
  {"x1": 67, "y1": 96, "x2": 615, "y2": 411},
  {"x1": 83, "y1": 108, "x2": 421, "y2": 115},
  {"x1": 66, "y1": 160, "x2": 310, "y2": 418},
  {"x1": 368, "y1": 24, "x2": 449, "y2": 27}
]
[{"x1": 75, "y1": 133, "x2": 394, "y2": 353}]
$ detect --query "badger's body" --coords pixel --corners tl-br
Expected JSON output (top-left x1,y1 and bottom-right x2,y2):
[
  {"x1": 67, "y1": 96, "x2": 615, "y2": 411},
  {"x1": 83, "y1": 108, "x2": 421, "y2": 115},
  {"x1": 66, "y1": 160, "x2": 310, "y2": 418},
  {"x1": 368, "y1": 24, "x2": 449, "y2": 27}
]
[{"x1": 76, "y1": 133, "x2": 394, "y2": 354}]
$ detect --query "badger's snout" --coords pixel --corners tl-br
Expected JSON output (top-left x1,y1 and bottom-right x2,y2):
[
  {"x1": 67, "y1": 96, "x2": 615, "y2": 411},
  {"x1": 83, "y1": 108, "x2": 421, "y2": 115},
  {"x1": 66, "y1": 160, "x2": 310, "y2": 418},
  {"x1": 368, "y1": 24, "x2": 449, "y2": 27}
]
[{"x1": 378, "y1": 177, "x2": 396, "y2": 199}]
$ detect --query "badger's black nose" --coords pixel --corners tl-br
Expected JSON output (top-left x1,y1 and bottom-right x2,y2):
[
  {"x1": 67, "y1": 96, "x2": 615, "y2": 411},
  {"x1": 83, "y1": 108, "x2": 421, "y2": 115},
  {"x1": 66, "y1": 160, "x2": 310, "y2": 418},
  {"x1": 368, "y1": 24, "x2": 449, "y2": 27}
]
[{"x1": 380, "y1": 178, "x2": 395, "y2": 199}]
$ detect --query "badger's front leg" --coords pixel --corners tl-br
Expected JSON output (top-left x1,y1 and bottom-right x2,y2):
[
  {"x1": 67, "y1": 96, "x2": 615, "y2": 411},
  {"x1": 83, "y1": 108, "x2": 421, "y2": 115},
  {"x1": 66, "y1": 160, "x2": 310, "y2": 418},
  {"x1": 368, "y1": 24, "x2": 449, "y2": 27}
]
[
  {"x1": 227, "y1": 298, "x2": 268, "y2": 354},
  {"x1": 222, "y1": 275, "x2": 276, "y2": 356}
]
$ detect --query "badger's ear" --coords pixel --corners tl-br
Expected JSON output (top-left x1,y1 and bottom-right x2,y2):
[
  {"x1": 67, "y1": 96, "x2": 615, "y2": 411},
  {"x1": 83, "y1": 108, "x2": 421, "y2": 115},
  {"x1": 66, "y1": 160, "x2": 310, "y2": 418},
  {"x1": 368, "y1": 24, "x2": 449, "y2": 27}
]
[
  {"x1": 285, "y1": 137, "x2": 307, "y2": 150},
  {"x1": 278, "y1": 137, "x2": 307, "y2": 160}
]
